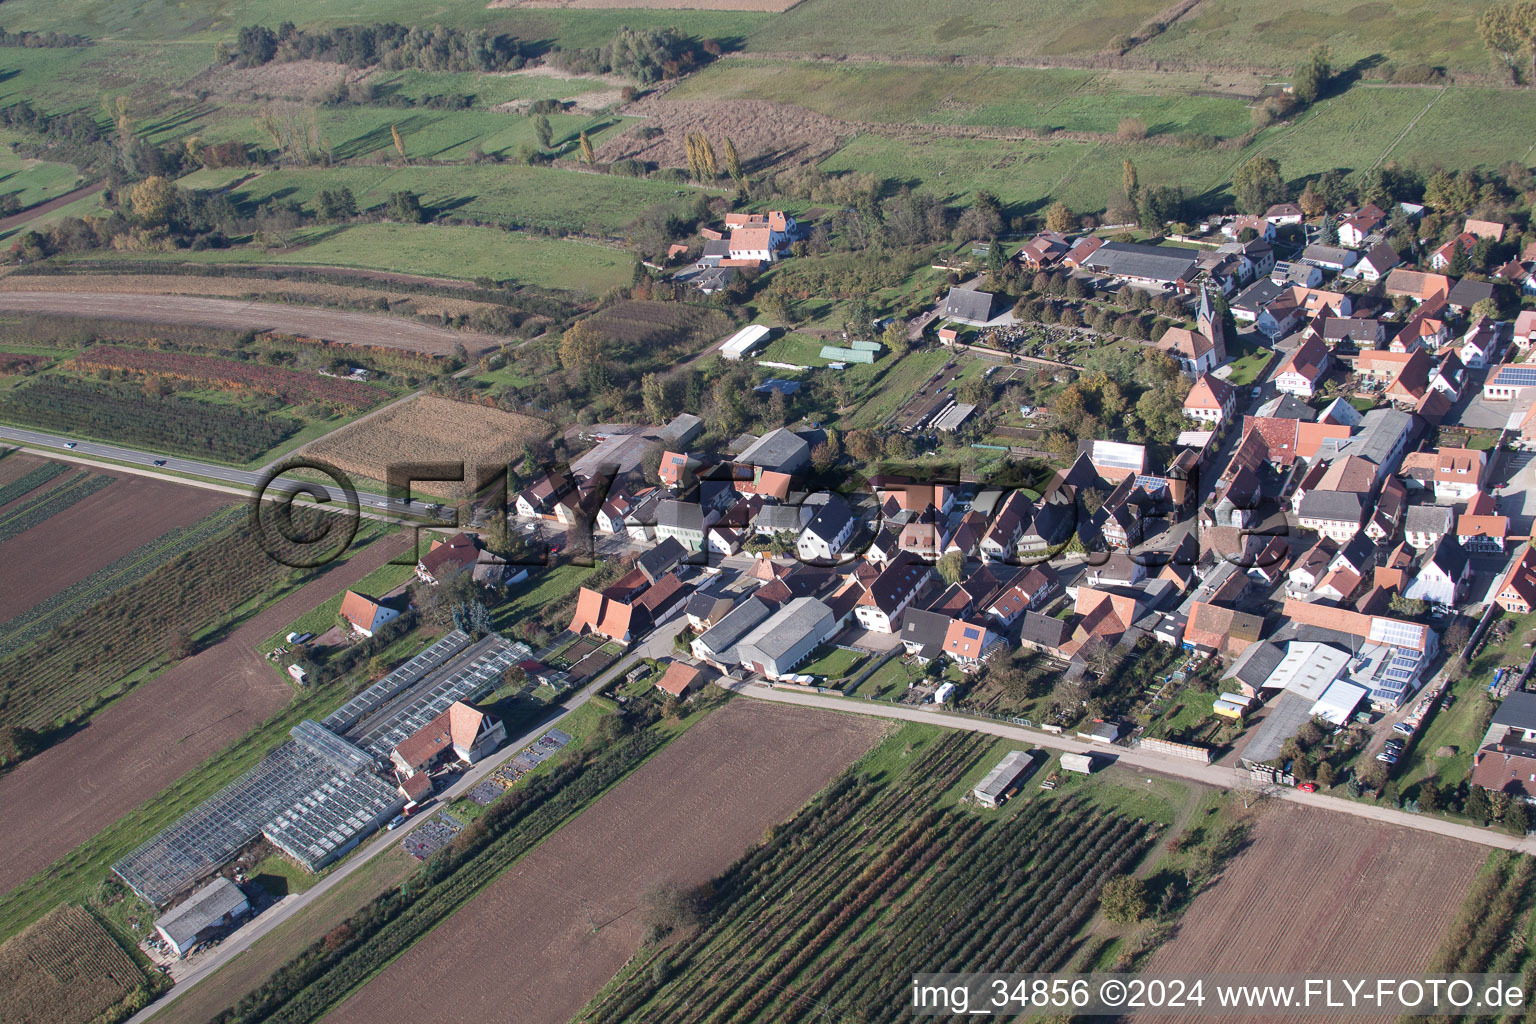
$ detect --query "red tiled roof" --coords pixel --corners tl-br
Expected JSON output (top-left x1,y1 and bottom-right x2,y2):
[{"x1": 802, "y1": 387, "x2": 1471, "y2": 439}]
[{"x1": 656, "y1": 661, "x2": 703, "y2": 697}]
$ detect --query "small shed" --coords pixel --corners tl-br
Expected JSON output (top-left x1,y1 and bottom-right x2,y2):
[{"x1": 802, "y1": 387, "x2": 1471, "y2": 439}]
[
  {"x1": 154, "y1": 876, "x2": 250, "y2": 957},
  {"x1": 1060, "y1": 752, "x2": 1096, "y2": 774},
  {"x1": 656, "y1": 661, "x2": 705, "y2": 698},
  {"x1": 973, "y1": 750, "x2": 1039, "y2": 808}
]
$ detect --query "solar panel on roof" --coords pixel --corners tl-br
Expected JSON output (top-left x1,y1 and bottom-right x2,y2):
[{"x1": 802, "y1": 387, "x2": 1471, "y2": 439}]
[
  {"x1": 963, "y1": 627, "x2": 980, "y2": 639},
  {"x1": 1493, "y1": 366, "x2": 1536, "y2": 386}
]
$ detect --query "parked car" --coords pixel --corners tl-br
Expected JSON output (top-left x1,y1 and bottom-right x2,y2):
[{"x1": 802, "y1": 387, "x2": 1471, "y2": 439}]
[
  {"x1": 1384, "y1": 740, "x2": 1404, "y2": 754},
  {"x1": 386, "y1": 815, "x2": 408, "y2": 831},
  {"x1": 1376, "y1": 752, "x2": 1398, "y2": 765},
  {"x1": 1392, "y1": 722, "x2": 1415, "y2": 737},
  {"x1": 1297, "y1": 781, "x2": 1317, "y2": 792}
]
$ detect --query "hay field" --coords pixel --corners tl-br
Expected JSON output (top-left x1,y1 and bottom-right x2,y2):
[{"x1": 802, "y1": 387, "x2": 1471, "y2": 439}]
[{"x1": 306, "y1": 394, "x2": 553, "y2": 497}]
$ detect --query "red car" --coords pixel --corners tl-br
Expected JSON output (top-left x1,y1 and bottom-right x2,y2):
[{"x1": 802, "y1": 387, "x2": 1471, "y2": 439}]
[{"x1": 1297, "y1": 782, "x2": 1317, "y2": 793}]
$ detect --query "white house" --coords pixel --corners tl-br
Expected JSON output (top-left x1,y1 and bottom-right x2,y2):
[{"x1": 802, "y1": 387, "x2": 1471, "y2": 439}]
[
  {"x1": 796, "y1": 496, "x2": 856, "y2": 563},
  {"x1": 853, "y1": 551, "x2": 934, "y2": 633},
  {"x1": 1183, "y1": 373, "x2": 1237, "y2": 424},
  {"x1": 1434, "y1": 447, "x2": 1486, "y2": 502},
  {"x1": 1403, "y1": 539, "x2": 1470, "y2": 609},
  {"x1": 339, "y1": 591, "x2": 400, "y2": 638},
  {"x1": 1274, "y1": 335, "x2": 1330, "y2": 399}
]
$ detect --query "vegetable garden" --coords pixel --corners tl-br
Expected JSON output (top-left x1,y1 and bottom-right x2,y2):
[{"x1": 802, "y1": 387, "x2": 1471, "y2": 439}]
[
  {"x1": 0, "y1": 460, "x2": 67, "y2": 506},
  {"x1": 0, "y1": 377, "x2": 300, "y2": 462},
  {"x1": 580, "y1": 734, "x2": 1155, "y2": 1024},
  {"x1": 0, "y1": 469, "x2": 112, "y2": 545}
]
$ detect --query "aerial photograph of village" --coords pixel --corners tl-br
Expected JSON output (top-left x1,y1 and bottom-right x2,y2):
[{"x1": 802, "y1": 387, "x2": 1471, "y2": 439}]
[{"x1": 7, "y1": 0, "x2": 1536, "y2": 1021}]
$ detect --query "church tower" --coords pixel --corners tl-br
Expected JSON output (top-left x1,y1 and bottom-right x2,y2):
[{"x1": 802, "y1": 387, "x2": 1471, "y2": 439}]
[{"x1": 1198, "y1": 284, "x2": 1228, "y2": 365}]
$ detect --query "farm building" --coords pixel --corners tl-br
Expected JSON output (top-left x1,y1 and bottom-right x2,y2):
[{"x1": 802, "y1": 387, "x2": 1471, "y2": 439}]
[
  {"x1": 154, "y1": 876, "x2": 250, "y2": 957},
  {"x1": 1060, "y1": 752, "x2": 1095, "y2": 774},
  {"x1": 1079, "y1": 241, "x2": 1199, "y2": 288},
  {"x1": 941, "y1": 286, "x2": 999, "y2": 325},
  {"x1": 656, "y1": 661, "x2": 705, "y2": 697},
  {"x1": 973, "y1": 750, "x2": 1039, "y2": 808},
  {"x1": 720, "y1": 324, "x2": 771, "y2": 360},
  {"x1": 736, "y1": 597, "x2": 837, "y2": 679},
  {"x1": 737, "y1": 427, "x2": 811, "y2": 474}
]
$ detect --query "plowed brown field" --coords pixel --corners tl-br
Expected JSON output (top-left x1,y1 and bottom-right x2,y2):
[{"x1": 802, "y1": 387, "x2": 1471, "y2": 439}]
[
  {"x1": 0, "y1": 292, "x2": 501, "y2": 356},
  {"x1": 1134, "y1": 804, "x2": 1483, "y2": 1024},
  {"x1": 327, "y1": 701, "x2": 885, "y2": 1024}
]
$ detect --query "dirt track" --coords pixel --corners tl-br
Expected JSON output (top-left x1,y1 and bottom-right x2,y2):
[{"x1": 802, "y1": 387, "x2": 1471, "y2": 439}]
[
  {"x1": 0, "y1": 529, "x2": 411, "y2": 897},
  {"x1": 1134, "y1": 804, "x2": 1481, "y2": 1024},
  {"x1": 0, "y1": 291, "x2": 501, "y2": 357},
  {"x1": 327, "y1": 701, "x2": 884, "y2": 1024},
  {"x1": 0, "y1": 469, "x2": 230, "y2": 624}
]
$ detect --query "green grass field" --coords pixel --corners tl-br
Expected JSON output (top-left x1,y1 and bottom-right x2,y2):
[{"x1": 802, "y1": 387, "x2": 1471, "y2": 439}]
[
  {"x1": 0, "y1": 0, "x2": 768, "y2": 47},
  {"x1": 1134, "y1": 0, "x2": 1493, "y2": 72},
  {"x1": 0, "y1": 135, "x2": 83, "y2": 210},
  {"x1": 671, "y1": 62, "x2": 1254, "y2": 139},
  {"x1": 748, "y1": 0, "x2": 1489, "y2": 70},
  {"x1": 746, "y1": 0, "x2": 1170, "y2": 59},
  {"x1": 223, "y1": 163, "x2": 721, "y2": 233},
  {"x1": 74, "y1": 222, "x2": 637, "y2": 290},
  {"x1": 820, "y1": 83, "x2": 1536, "y2": 214},
  {"x1": 189, "y1": 104, "x2": 627, "y2": 162}
]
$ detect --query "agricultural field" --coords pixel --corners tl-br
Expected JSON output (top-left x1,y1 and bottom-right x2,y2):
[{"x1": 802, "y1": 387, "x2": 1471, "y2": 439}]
[
  {"x1": 671, "y1": 62, "x2": 1257, "y2": 139},
  {"x1": 0, "y1": 292, "x2": 503, "y2": 358},
  {"x1": 0, "y1": 502, "x2": 381, "y2": 740},
  {"x1": 747, "y1": 0, "x2": 1171, "y2": 59},
  {"x1": 0, "y1": 527, "x2": 410, "y2": 924},
  {"x1": 0, "y1": 455, "x2": 67, "y2": 507},
  {"x1": 76, "y1": 345, "x2": 389, "y2": 409},
  {"x1": 1133, "y1": 0, "x2": 1495, "y2": 72},
  {"x1": 1135, "y1": 803, "x2": 1482, "y2": 1017},
  {"x1": 586, "y1": 298, "x2": 734, "y2": 356},
  {"x1": 221, "y1": 163, "x2": 724, "y2": 235},
  {"x1": 80, "y1": 224, "x2": 639, "y2": 292},
  {"x1": 0, "y1": 903, "x2": 151, "y2": 1024},
  {"x1": 0, "y1": 374, "x2": 302, "y2": 462},
  {"x1": 327, "y1": 701, "x2": 885, "y2": 1024},
  {"x1": 0, "y1": 466, "x2": 114, "y2": 544},
  {"x1": 306, "y1": 392, "x2": 553, "y2": 497},
  {"x1": 580, "y1": 727, "x2": 1158, "y2": 1023},
  {"x1": 0, "y1": 466, "x2": 233, "y2": 629}
]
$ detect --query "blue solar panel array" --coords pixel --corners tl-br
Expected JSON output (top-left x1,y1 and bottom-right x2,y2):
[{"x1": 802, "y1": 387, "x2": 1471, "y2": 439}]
[{"x1": 1493, "y1": 366, "x2": 1536, "y2": 387}]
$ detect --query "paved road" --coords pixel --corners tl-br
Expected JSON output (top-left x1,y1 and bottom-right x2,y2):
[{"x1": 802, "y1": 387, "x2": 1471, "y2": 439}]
[
  {"x1": 0, "y1": 291, "x2": 501, "y2": 356},
  {"x1": 0, "y1": 425, "x2": 438, "y2": 520},
  {"x1": 724, "y1": 680, "x2": 1536, "y2": 855},
  {"x1": 127, "y1": 663, "x2": 623, "y2": 1024}
]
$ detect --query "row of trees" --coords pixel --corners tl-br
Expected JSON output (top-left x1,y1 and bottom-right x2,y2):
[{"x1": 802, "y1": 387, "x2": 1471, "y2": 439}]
[{"x1": 225, "y1": 22, "x2": 525, "y2": 73}]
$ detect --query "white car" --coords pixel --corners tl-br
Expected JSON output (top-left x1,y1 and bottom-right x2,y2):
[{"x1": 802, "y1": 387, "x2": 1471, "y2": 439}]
[{"x1": 64, "y1": 441, "x2": 78, "y2": 449}]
